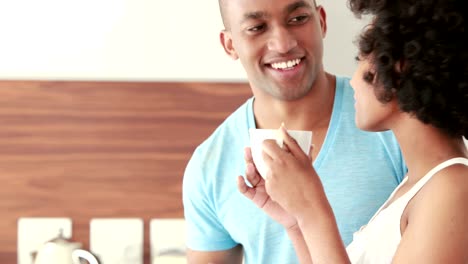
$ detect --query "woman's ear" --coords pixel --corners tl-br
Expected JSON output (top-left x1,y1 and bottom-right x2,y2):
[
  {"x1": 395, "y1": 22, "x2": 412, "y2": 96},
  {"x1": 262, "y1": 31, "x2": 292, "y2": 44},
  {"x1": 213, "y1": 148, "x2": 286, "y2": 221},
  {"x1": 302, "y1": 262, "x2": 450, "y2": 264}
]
[
  {"x1": 393, "y1": 58, "x2": 405, "y2": 90},
  {"x1": 220, "y1": 30, "x2": 239, "y2": 60},
  {"x1": 395, "y1": 58, "x2": 405, "y2": 73}
]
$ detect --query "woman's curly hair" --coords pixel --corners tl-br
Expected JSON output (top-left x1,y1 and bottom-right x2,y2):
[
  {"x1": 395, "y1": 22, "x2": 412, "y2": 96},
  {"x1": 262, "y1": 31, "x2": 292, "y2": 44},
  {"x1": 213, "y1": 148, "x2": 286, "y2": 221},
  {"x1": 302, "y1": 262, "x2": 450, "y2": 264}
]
[{"x1": 348, "y1": 0, "x2": 467, "y2": 138}]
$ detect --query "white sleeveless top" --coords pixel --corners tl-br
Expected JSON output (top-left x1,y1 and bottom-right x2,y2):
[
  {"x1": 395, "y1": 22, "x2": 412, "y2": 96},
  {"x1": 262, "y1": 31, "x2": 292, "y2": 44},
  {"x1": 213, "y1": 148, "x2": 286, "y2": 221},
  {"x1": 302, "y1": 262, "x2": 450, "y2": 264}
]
[{"x1": 346, "y1": 157, "x2": 468, "y2": 264}]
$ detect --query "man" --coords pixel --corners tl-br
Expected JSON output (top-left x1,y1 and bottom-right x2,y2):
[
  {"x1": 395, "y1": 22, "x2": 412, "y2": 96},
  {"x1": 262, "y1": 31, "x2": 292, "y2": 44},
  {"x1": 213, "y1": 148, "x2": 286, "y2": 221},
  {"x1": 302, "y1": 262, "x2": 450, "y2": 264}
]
[{"x1": 183, "y1": 0, "x2": 406, "y2": 263}]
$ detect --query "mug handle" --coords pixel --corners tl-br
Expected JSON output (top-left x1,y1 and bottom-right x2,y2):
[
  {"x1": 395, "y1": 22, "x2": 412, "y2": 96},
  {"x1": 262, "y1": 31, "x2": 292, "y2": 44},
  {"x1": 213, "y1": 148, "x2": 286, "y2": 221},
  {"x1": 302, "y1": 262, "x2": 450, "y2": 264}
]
[{"x1": 72, "y1": 249, "x2": 100, "y2": 264}]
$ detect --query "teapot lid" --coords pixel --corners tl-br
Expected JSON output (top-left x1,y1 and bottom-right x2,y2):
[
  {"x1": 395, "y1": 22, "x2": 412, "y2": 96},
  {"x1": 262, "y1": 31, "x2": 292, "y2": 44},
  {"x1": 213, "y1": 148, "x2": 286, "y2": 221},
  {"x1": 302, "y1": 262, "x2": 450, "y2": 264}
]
[{"x1": 47, "y1": 229, "x2": 77, "y2": 245}]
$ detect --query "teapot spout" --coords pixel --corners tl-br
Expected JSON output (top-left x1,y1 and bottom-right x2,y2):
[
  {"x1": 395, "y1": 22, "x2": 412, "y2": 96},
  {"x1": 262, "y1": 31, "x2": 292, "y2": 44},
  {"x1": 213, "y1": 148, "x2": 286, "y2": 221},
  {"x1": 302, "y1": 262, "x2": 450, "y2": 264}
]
[
  {"x1": 72, "y1": 249, "x2": 100, "y2": 264},
  {"x1": 30, "y1": 250, "x2": 38, "y2": 264}
]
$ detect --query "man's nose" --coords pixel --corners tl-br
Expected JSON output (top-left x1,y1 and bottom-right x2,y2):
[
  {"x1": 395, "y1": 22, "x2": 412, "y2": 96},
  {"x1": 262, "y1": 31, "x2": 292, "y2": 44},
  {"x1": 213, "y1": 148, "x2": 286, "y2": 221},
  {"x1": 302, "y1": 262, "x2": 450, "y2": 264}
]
[{"x1": 267, "y1": 27, "x2": 298, "y2": 53}]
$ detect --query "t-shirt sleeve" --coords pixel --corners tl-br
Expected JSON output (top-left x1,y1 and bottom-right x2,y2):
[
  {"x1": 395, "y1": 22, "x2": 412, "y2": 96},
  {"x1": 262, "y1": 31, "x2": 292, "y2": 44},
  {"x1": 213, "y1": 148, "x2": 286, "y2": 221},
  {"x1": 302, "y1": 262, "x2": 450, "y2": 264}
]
[
  {"x1": 182, "y1": 148, "x2": 238, "y2": 251},
  {"x1": 377, "y1": 131, "x2": 408, "y2": 183}
]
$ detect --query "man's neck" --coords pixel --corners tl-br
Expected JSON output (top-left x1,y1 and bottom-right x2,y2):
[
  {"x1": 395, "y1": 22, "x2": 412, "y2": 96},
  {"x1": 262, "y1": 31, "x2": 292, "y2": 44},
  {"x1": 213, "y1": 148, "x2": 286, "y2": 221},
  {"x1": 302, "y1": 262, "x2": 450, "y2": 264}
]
[{"x1": 253, "y1": 73, "x2": 336, "y2": 132}]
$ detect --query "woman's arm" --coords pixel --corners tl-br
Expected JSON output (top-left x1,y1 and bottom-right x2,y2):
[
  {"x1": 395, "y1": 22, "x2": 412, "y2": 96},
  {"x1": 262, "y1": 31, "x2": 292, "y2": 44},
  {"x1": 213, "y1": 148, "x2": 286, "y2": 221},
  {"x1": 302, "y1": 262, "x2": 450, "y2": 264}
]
[
  {"x1": 261, "y1": 126, "x2": 351, "y2": 264},
  {"x1": 392, "y1": 165, "x2": 468, "y2": 263},
  {"x1": 294, "y1": 186, "x2": 350, "y2": 264}
]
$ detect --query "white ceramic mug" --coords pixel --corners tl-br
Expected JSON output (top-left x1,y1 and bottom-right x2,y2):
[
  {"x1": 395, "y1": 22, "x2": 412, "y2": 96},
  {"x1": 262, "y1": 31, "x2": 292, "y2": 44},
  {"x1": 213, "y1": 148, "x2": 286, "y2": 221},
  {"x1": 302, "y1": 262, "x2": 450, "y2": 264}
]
[{"x1": 249, "y1": 128, "x2": 312, "y2": 179}]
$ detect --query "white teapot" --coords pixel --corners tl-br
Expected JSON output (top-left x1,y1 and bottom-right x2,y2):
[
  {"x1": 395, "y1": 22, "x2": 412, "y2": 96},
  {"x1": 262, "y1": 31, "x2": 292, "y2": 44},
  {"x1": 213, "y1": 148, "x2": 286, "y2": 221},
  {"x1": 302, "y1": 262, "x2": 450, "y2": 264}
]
[{"x1": 32, "y1": 230, "x2": 99, "y2": 264}]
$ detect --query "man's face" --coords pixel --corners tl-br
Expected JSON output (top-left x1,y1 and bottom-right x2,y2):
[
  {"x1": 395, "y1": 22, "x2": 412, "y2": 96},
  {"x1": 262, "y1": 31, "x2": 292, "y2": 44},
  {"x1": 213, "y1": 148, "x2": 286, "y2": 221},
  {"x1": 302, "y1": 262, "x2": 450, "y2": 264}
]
[{"x1": 220, "y1": 0, "x2": 326, "y2": 101}]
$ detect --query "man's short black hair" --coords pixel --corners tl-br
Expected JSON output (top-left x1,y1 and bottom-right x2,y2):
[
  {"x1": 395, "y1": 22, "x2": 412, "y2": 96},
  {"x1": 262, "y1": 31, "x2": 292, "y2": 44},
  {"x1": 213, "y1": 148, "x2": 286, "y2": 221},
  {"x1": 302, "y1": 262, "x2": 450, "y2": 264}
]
[{"x1": 218, "y1": 0, "x2": 318, "y2": 30}]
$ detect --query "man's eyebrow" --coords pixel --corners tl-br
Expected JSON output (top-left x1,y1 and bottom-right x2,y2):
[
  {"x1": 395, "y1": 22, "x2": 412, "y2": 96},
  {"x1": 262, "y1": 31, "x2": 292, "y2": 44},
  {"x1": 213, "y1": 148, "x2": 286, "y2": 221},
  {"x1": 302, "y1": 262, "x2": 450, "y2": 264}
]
[
  {"x1": 240, "y1": 1, "x2": 312, "y2": 24},
  {"x1": 285, "y1": 0, "x2": 313, "y2": 14},
  {"x1": 241, "y1": 11, "x2": 268, "y2": 24}
]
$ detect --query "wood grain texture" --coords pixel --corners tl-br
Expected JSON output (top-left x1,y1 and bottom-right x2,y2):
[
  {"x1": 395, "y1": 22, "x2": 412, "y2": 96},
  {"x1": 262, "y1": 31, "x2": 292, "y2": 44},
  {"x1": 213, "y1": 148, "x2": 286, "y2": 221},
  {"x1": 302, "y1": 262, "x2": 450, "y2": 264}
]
[{"x1": 0, "y1": 80, "x2": 251, "y2": 264}]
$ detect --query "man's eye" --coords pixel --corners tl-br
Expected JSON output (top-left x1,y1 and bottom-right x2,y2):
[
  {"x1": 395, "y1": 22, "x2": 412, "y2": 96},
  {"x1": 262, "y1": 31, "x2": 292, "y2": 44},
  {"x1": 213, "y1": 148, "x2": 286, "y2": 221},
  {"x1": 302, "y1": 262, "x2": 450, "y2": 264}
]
[
  {"x1": 289, "y1": 15, "x2": 309, "y2": 24},
  {"x1": 247, "y1": 24, "x2": 266, "y2": 33}
]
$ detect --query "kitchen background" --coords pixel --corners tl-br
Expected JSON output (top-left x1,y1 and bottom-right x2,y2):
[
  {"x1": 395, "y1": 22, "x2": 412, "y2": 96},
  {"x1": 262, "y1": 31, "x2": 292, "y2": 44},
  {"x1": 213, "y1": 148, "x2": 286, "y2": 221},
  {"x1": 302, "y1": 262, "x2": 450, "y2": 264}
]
[{"x1": 1, "y1": 1, "x2": 465, "y2": 264}]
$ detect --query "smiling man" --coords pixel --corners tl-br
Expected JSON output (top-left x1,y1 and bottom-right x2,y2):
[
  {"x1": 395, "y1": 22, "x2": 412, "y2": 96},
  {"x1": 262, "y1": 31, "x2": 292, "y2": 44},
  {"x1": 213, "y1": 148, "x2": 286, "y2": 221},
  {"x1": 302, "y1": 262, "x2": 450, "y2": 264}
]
[{"x1": 182, "y1": 0, "x2": 407, "y2": 263}]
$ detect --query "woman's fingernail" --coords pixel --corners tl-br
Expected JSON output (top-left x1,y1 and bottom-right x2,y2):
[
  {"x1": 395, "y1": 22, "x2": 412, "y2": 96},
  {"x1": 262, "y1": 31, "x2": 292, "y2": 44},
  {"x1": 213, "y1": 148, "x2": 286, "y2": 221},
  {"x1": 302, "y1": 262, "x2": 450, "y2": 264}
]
[{"x1": 280, "y1": 122, "x2": 287, "y2": 131}]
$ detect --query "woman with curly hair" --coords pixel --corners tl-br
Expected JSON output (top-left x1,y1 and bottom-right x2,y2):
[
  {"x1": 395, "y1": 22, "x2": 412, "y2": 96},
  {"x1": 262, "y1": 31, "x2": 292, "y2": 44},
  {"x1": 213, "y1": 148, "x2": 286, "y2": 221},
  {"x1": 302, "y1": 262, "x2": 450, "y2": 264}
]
[{"x1": 238, "y1": 0, "x2": 468, "y2": 262}]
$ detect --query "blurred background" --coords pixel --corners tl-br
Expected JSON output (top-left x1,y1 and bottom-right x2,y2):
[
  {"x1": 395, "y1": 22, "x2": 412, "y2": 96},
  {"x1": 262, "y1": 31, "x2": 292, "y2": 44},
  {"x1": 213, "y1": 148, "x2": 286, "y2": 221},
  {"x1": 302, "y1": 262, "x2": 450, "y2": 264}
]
[
  {"x1": 8, "y1": 1, "x2": 461, "y2": 264},
  {"x1": 0, "y1": 0, "x2": 365, "y2": 81}
]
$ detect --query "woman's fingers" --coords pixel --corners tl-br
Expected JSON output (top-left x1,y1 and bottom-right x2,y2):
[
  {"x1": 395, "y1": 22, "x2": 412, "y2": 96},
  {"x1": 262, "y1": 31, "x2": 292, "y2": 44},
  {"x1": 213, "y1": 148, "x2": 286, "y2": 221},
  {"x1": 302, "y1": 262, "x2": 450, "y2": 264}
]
[
  {"x1": 308, "y1": 144, "x2": 315, "y2": 161},
  {"x1": 279, "y1": 126, "x2": 303, "y2": 157},
  {"x1": 279, "y1": 125, "x2": 314, "y2": 163},
  {"x1": 261, "y1": 139, "x2": 285, "y2": 161}
]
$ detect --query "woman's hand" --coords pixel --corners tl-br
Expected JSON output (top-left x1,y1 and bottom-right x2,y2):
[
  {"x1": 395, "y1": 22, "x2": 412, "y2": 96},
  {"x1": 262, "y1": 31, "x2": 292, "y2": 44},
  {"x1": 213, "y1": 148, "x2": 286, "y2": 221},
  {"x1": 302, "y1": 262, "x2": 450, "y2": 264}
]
[
  {"x1": 237, "y1": 147, "x2": 298, "y2": 229},
  {"x1": 262, "y1": 126, "x2": 325, "y2": 219}
]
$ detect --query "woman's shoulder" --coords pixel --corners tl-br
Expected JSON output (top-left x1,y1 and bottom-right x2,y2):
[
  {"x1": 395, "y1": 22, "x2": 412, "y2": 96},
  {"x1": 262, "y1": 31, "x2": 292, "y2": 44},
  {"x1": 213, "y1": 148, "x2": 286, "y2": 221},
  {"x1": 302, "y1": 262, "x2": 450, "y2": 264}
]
[
  {"x1": 411, "y1": 161, "x2": 468, "y2": 220},
  {"x1": 398, "y1": 162, "x2": 468, "y2": 261},
  {"x1": 426, "y1": 162, "x2": 468, "y2": 198}
]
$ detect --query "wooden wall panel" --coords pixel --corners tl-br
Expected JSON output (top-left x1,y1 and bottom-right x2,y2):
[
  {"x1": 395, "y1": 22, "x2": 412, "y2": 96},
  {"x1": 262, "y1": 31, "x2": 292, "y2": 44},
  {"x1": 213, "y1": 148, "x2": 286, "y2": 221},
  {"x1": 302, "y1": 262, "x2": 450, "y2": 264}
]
[{"x1": 0, "y1": 80, "x2": 251, "y2": 264}]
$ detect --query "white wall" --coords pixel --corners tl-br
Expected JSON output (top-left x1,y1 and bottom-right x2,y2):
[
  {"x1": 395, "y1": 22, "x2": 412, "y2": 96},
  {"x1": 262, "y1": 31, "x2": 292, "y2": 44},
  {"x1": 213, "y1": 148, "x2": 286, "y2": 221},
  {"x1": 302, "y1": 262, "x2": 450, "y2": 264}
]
[
  {"x1": 321, "y1": 0, "x2": 368, "y2": 77},
  {"x1": 0, "y1": 0, "x2": 365, "y2": 81}
]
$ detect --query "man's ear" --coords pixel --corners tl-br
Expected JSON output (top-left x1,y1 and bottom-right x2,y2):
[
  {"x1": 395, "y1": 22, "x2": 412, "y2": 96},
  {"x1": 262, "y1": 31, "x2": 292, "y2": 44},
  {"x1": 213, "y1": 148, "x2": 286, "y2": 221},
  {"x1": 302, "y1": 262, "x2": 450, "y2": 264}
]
[
  {"x1": 316, "y1": 5, "x2": 327, "y2": 38},
  {"x1": 220, "y1": 30, "x2": 239, "y2": 60}
]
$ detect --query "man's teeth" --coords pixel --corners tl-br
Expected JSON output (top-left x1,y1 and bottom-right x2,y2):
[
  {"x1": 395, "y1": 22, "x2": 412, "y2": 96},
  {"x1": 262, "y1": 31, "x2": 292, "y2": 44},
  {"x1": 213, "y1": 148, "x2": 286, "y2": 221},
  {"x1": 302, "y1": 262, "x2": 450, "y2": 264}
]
[{"x1": 271, "y1": 59, "x2": 301, "y2": 70}]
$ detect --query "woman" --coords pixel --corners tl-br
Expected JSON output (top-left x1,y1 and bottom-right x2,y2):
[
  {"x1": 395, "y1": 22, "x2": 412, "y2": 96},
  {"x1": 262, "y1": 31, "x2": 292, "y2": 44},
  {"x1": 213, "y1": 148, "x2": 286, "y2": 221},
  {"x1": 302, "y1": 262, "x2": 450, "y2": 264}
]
[{"x1": 238, "y1": 0, "x2": 468, "y2": 263}]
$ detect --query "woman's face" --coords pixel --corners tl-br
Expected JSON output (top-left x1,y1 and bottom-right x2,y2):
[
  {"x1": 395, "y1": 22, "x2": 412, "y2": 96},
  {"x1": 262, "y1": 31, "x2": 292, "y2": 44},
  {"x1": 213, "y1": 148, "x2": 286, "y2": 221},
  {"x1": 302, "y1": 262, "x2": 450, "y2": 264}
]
[{"x1": 350, "y1": 57, "x2": 397, "y2": 132}]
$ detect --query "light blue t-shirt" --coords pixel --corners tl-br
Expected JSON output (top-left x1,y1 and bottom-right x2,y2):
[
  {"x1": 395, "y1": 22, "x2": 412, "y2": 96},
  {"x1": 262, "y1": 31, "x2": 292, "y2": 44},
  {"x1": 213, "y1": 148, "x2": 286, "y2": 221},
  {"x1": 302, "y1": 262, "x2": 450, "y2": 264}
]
[{"x1": 183, "y1": 76, "x2": 406, "y2": 264}]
